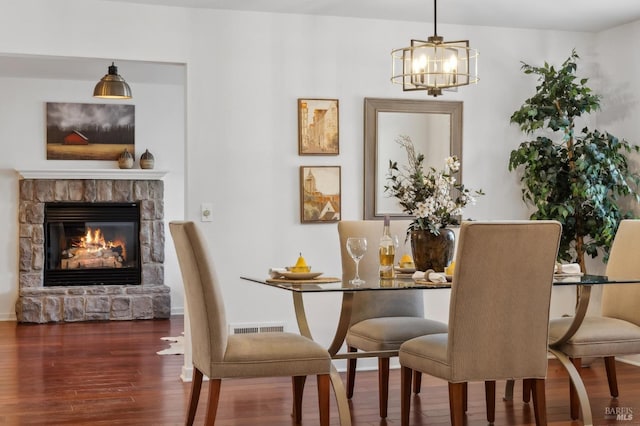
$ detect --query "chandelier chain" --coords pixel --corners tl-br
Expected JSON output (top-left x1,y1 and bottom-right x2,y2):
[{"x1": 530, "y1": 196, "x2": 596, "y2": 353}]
[{"x1": 433, "y1": 0, "x2": 438, "y2": 38}]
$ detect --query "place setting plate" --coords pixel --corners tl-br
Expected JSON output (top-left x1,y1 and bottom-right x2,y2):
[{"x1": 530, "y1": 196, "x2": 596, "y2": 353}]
[{"x1": 279, "y1": 271, "x2": 323, "y2": 280}]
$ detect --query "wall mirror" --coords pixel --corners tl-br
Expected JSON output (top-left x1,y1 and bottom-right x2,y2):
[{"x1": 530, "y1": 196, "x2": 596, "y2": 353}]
[{"x1": 364, "y1": 97, "x2": 463, "y2": 220}]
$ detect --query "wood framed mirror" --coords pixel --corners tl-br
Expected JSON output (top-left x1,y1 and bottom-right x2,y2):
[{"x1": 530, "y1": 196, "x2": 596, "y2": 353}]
[{"x1": 363, "y1": 97, "x2": 463, "y2": 220}]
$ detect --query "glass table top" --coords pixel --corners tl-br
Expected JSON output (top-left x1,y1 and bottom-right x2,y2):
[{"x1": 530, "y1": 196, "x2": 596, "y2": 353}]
[
  {"x1": 241, "y1": 274, "x2": 640, "y2": 293},
  {"x1": 241, "y1": 275, "x2": 444, "y2": 292}
]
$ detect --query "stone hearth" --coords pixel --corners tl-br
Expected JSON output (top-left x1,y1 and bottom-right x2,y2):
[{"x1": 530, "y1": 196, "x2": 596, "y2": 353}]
[{"x1": 16, "y1": 173, "x2": 171, "y2": 323}]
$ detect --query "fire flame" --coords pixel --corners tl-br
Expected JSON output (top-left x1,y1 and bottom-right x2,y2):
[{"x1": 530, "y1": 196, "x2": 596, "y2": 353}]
[{"x1": 74, "y1": 227, "x2": 127, "y2": 259}]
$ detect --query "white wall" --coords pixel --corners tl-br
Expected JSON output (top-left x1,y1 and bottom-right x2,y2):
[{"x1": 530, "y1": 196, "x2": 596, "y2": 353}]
[
  {"x1": 594, "y1": 20, "x2": 640, "y2": 366},
  {"x1": 183, "y1": 11, "x2": 595, "y2": 338},
  {"x1": 0, "y1": 0, "x2": 190, "y2": 320},
  {"x1": 0, "y1": 73, "x2": 186, "y2": 319},
  {"x1": 0, "y1": 0, "x2": 636, "y2": 365}
]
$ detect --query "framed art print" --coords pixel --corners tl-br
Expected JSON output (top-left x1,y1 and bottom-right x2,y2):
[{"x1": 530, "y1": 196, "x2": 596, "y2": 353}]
[
  {"x1": 298, "y1": 98, "x2": 339, "y2": 155},
  {"x1": 46, "y1": 102, "x2": 135, "y2": 160},
  {"x1": 300, "y1": 166, "x2": 341, "y2": 223}
]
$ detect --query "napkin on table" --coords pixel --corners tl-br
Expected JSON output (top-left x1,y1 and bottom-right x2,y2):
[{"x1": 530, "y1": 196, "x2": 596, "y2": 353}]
[
  {"x1": 554, "y1": 275, "x2": 581, "y2": 283},
  {"x1": 268, "y1": 267, "x2": 287, "y2": 278},
  {"x1": 555, "y1": 263, "x2": 582, "y2": 275},
  {"x1": 412, "y1": 270, "x2": 448, "y2": 283}
]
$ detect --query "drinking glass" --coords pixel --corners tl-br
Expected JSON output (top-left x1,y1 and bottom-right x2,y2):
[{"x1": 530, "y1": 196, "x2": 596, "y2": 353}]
[
  {"x1": 393, "y1": 234, "x2": 400, "y2": 249},
  {"x1": 346, "y1": 237, "x2": 367, "y2": 285},
  {"x1": 393, "y1": 234, "x2": 401, "y2": 257}
]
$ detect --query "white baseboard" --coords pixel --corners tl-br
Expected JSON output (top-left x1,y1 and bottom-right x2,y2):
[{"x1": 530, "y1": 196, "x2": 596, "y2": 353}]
[
  {"x1": 618, "y1": 357, "x2": 640, "y2": 367},
  {"x1": 181, "y1": 365, "x2": 193, "y2": 382},
  {"x1": 0, "y1": 313, "x2": 16, "y2": 321},
  {"x1": 180, "y1": 366, "x2": 212, "y2": 383},
  {"x1": 0, "y1": 310, "x2": 183, "y2": 321}
]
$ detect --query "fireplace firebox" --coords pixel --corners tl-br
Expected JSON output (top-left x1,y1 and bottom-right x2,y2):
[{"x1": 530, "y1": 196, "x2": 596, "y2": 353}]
[{"x1": 44, "y1": 202, "x2": 141, "y2": 286}]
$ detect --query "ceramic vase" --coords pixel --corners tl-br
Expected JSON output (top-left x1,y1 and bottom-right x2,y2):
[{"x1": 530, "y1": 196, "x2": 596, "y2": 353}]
[
  {"x1": 410, "y1": 228, "x2": 455, "y2": 272},
  {"x1": 118, "y1": 149, "x2": 134, "y2": 169},
  {"x1": 140, "y1": 149, "x2": 155, "y2": 169}
]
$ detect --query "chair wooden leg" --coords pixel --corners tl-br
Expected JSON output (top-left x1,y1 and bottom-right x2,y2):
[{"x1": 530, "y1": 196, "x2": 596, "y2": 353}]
[
  {"x1": 449, "y1": 382, "x2": 466, "y2": 426},
  {"x1": 531, "y1": 378, "x2": 547, "y2": 426},
  {"x1": 317, "y1": 374, "x2": 330, "y2": 426},
  {"x1": 292, "y1": 376, "x2": 307, "y2": 423},
  {"x1": 378, "y1": 357, "x2": 390, "y2": 418},
  {"x1": 346, "y1": 346, "x2": 357, "y2": 398},
  {"x1": 413, "y1": 370, "x2": 422, "y2": 394},
  {"x1": 523, "y1": 378, "x2": 532, "y2": 403},
  {"x1": 604, "y1": 356, "x2": 619, "y2": 397},
  {"x1": 400, "y1": 366, "x2": 413, "y2": 426},
  {"x1": 186, "y1": 367, "x2": 204, "y2": 425},
  {"x1": 204, "y1": 378, "x2": 221, "y2": 426},
  {"x1": 569, "y1": 357, "x2": 581, "y2": 420},
  {"x1": 485, "y1": 380, "x2": 496, "y2": 423},
  {"x1": 463, "y1": 382, "x2": 468, "y2": 412}
]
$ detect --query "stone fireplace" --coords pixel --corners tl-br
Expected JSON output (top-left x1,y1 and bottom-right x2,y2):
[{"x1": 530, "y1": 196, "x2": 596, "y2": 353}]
[{"x1": 17, "y1": 171, "x2": 171, "y2": 323}]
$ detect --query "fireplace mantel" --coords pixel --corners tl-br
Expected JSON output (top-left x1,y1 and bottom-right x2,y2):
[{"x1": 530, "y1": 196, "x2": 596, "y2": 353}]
[{"x1": 16, "y1": 169, "x2": 167, "y2": 180}]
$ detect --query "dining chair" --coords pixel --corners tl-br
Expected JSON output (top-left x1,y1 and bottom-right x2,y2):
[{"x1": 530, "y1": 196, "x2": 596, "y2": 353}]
[
  {"x1": 169, "y1": 221, "x2": 332, "y2": 425},
  {"x1": 398, "y1": 220, "x2": 562, "y2": 426},
  {"x1": 548, "y1": 219, "x2": 640, "y2": 420},
  {"x1": 337, "y1": 220, "x2": 448, "y2": 418}
]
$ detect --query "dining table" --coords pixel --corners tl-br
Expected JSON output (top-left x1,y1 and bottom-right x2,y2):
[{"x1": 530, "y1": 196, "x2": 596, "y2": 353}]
[{"x1": 241, "y1": 272, "x2": 640, "y2": 426}]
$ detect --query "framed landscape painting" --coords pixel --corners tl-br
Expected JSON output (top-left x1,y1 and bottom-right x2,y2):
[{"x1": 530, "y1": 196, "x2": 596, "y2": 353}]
[
  {"x1": 300, "y1": 166, "x2": 341, "y2": 223},
  {"x1": 298, "y1": 98, "x2": 339, "y2": 155},
  {"x1": 46, "y1": 102, "x2": 135, "y2": 160}
]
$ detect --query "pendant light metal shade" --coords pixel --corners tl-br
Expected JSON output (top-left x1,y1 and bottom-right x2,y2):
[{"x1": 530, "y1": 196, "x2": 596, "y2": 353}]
[
  {"x1": 93, "y1": 62, "x2": 132, "y2": 99},
  {"x1": 391, "y1": 0, "x2": 478, "y2": 97}
]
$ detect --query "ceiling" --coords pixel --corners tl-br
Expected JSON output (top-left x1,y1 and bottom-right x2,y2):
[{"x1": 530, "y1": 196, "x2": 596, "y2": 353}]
[
  {"x1": 0, "y1": 54, "x2": 185, "y2": 84},
  {"x1": 3, "y1": 0, "x2": 639, "y2": 82},
  {"x1": 107, "y1": 0, "x2": 640, "y2": 33}
]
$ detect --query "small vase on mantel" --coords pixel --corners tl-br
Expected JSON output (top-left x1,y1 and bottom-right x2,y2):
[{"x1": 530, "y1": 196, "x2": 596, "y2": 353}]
[
  {"x1": 410, "y1": 228, "x2": 455, "y2": 272},
  {"x1": 118, "y1": 149, "x2": 134, "y2": 169},
  {"x1": 140, "y1": 149, "x2": 155, "y2": 169}
]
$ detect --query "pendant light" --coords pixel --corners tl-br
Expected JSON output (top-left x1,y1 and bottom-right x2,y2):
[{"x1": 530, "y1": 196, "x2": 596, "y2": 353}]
[
  {"x1": 93, "y1": 62, "x2": 132, "y2": 99},
  {"x1": 391, "y1": 0, "x2": 478, "y2": 97}
]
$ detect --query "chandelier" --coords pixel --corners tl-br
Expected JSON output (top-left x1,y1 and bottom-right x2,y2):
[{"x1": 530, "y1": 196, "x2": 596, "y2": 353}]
[{"x1": 391, "y1": 0, "x2": 478, "y2": 97}]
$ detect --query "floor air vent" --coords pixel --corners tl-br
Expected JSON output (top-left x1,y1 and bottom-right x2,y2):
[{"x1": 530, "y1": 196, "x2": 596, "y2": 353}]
[{"x1": 229, "y1": 322, "x2": 285, "y2": 335}]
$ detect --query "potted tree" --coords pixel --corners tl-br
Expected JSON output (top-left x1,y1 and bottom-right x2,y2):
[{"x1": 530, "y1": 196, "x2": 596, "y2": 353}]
[{"x1": 509, "y1": 50, "x2": 640, "y2": 271}]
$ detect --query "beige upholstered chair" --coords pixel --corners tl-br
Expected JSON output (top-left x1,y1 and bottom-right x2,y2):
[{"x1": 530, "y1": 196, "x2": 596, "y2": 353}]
[
  {"x1": 399, "y1": 221, "x2": 562, "y2": 426},
  {"x1": 169, "y1": 221, "x2": 332, "y2": 425},
  {"x1": 337, "y1": 220, "x2": 448, "y2": 418},
  {"x1": 549, "y1": 219, "x2": 640, "y2": 419}
]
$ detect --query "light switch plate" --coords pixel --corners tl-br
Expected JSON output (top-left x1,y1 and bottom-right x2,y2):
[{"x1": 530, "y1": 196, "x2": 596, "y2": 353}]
[{"x1": 201, "y1": 203, "x2": 213, "y2": 222}]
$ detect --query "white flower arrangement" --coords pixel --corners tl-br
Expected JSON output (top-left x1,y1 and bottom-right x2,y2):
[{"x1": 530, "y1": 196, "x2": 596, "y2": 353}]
[{"x1": 385, "y1": 135, "x2": 484, "y2": 235}]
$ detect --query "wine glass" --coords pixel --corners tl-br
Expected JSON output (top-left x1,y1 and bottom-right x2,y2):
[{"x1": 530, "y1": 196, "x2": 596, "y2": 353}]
[
  {"x1": 346, "y1": 237, "x2": 367, "y2": 285},
  {"x1": 393, "y1": 234, "x2": 400, "y2": 257}
]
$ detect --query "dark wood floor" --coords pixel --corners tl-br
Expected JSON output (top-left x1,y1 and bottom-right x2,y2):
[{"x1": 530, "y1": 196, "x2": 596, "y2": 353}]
[{"x1": 1, "y1": 316, "x2": 638, "y2": 425}]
